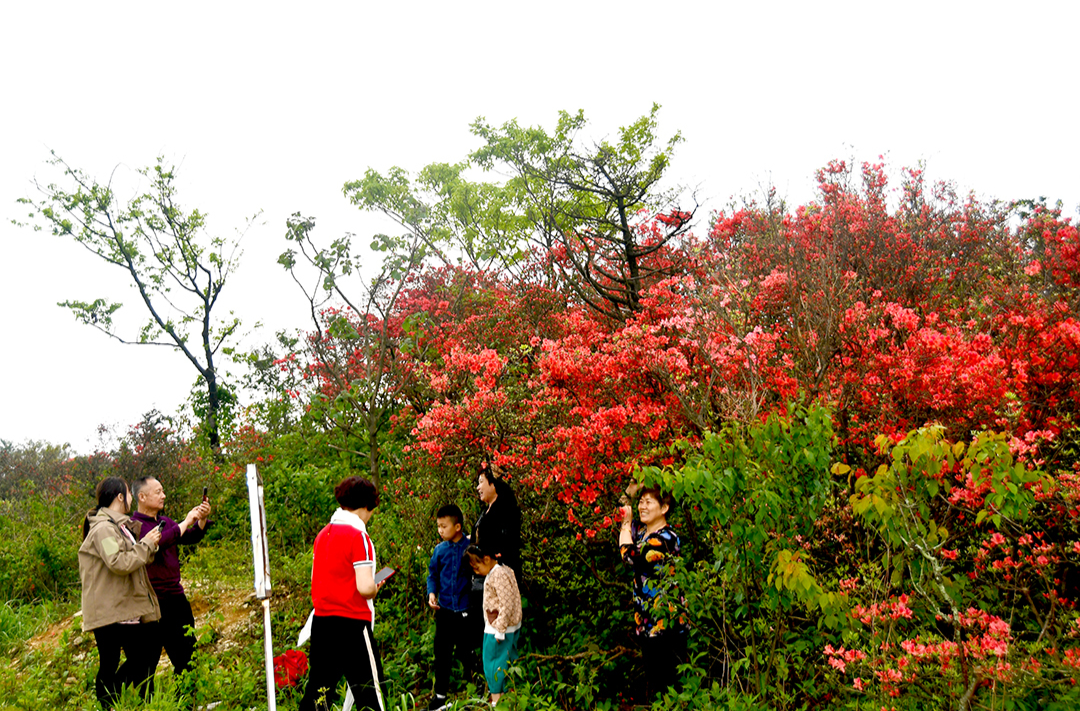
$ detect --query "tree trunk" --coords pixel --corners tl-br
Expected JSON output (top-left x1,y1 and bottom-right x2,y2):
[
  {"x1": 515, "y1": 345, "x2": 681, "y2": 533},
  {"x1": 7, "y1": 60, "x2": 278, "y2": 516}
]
[{"x1": 204, "y1": 370, "x2": 222, "y2": 455}]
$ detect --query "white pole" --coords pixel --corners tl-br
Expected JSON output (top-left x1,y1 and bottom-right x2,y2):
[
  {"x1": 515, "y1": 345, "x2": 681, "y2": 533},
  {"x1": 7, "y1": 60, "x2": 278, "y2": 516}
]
[
  {"x1": 246, "y1": 464, "x2": 271, "y2": 599},
  {"x1": 263, "y1": 599, "x2": 277, "y2": 711},
  {"x1": 246, "y1": 464, "x2": 277, "y2": 711}
]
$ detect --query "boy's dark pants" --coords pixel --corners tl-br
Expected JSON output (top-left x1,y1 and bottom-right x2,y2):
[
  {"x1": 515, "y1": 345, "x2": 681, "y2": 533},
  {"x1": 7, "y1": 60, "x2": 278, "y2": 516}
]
[{"x1": 434, "y1": 607, "x2": 478, "y2": 696}]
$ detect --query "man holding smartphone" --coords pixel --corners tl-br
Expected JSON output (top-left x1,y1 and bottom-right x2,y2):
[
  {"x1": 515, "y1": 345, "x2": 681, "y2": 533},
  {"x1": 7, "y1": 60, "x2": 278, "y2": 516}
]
[{"x1": 131, "y1": 477, "x2": 211, "y2": 681}]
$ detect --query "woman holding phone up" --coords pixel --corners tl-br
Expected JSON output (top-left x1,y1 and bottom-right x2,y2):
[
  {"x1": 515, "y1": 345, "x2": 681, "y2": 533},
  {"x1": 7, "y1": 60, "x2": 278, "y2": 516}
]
[
  {"x1": 79, "y1": 477, "x2": 162, "y2": 709},
  {"x1": 618, "y1": 481, "x2": 687, "y2": 700}
]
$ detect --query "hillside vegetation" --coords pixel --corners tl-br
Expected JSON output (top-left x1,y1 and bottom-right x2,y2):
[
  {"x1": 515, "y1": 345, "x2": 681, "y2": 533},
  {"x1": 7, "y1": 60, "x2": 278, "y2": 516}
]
[{"x1": 3, "y1": 109, "x2": 1080, "y2": 710}]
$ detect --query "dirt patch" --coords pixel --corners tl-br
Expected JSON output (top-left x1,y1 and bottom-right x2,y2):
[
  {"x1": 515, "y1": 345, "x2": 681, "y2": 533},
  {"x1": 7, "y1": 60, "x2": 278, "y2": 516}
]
[
  {"x1": 27, "y1": 613, "x2": 80, "y2": 656},
  {"x1": 25, "y1": 585, "x2": 279, "y2": 663},
  {"x1": 186, "y1": 586, "x2": 265, "y2": 658}
]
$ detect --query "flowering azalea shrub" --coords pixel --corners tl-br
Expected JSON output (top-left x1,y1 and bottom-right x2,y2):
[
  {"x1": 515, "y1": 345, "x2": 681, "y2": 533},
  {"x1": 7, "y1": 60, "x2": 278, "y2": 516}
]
[
  {"x1": 245, "y1": 157, "x2": 1080, "y2": 709},
  {"x1": 285, "y1": 159, "x2": 1079, "y2": 526},
  {"x1": 824, "y1": 427, "x2": 1080, "y2": 709},
  {"x1": 707, "y1": 161, "x2": 1080, "y2": 459}
]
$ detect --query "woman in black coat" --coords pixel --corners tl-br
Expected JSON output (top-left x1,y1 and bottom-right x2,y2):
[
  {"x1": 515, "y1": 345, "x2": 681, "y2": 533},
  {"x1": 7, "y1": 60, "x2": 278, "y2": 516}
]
[
  {"x1": 467, "y1": 463, "x2": 523, "y2": 654},
  {"x1": 472, "y1": 464, "x2": 521, "y2": 575}
]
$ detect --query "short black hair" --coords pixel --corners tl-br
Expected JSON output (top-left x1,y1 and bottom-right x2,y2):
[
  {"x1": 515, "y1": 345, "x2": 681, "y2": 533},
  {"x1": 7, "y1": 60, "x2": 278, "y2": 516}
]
[
  {"x1": 335, "y1": 476, "x2": 379, "y2": 511},
  {"x1": 436, "y1": 504, "x2": 464, "y2": 527},
  {"x1": 639, "y1": 486, "x2": 675, "y2": 513},
  {"x1": 131, "y1": 476, "x2": 157, "y2": 501}
]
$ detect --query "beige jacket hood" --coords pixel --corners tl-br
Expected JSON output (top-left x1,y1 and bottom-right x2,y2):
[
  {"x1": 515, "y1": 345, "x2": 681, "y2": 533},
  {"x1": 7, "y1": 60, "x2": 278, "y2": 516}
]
[{"x1": 78, "y1": 506, "x2": 161, "y2": 632}]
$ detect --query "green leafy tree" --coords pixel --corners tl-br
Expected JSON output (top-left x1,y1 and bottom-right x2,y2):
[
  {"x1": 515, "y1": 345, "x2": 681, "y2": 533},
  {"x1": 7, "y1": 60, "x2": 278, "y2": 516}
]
[
  {"x1": 471, "y1": 103, "x2": 696, "y2": 318},
  {"x1": 344, "y1": 161, "x2": 534, "y2": 278},
  {"x1": 17, "y1": 155, "x2": 253, "y2": 453},
  {"x1": 642, "y1": 403, "x2": 842, "y2": 705},
  {"x1": 346, "y1": 104, "x2": 695, "y2": 320},
  {"x1": 278, "y1": 214, "x2": 427, "y2": 485}
]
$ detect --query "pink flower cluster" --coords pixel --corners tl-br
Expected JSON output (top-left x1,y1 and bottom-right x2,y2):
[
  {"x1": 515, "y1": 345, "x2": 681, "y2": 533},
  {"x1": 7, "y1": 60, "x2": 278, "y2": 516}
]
[
  {"x1": 828, "y1": 606, "x2": 1020, "y2": 699},
  {"x1": 852, "y1": 594, "x2": 914, "y2": 624},
  {"x1": 824, "y1": 644, "x2": 868, "y2": 673}
]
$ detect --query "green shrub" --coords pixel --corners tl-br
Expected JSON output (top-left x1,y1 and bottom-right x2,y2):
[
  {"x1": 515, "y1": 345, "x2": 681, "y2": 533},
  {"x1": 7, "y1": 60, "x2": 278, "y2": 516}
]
[{"x1": 0, "y1": 497, "x2": 81, "y2": 602}]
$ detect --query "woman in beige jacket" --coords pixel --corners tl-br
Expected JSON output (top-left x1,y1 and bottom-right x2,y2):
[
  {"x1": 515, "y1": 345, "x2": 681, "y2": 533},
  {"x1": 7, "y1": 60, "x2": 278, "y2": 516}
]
[{"x1": 79, "y1": 477, "x2": 162, "y2": 709}]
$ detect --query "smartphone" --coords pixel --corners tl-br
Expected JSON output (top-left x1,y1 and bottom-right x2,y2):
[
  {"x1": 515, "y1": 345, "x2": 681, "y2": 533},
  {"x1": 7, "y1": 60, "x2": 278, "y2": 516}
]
[
  {"x1": 373, "y1": 567, "x2": 396, "y2": 585},
  {"x1": 202, "y1": 486, "x2": 208, "y2": 502},
  {"x1": 156, "y1": 520, "x2": 166, "y2": 532}
]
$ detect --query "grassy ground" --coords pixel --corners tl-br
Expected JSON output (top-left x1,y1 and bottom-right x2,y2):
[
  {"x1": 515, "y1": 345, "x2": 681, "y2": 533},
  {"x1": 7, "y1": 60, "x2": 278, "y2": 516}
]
[
  {"x1": 1, "y1": 538, "x2": 736, "y2": 711},
  {"x1": 1, "y1": 540, "x2": 317, "y2": 710},
  {"x1": 0, "y1": 539, "x2": 502, "y2": 711}
]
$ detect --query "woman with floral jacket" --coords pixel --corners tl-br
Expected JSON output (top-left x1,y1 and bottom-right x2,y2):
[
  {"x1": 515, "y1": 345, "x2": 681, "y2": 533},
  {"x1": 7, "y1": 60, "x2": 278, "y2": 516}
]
[{"x1": 619, "y1": 482, "x2": 687, "y2": 699}]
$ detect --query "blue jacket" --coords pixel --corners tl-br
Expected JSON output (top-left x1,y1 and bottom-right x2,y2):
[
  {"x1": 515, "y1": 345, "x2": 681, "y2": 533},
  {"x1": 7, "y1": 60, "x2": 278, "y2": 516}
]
[{"x1": 427, "y1": 535, "x2": 471, "y2": 612}]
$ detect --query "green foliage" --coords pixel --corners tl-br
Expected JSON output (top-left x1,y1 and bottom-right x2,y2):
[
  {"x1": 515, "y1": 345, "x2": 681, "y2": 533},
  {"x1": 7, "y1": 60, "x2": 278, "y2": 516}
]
[
  {"x1": 469, "y1": 104, "x2": 694, "y2": 319},
  {"x1": 17, "y1": 154, "x2": 253, "y2": 451},
  {"x1": 0, "y1": 599, "x2": 71, "y2": 654},
  {"x1": 236, "y1": 330, "x2": 306, "y2": 435},
  {"x1": 113, "y1": 410, "x2": 217, "y2": 516},
  {"x1": 278, "y1": 210, "x2": 424, "y2": 487},
  {"x1": 0, "y1": 613, "x2": 92, "y2": 710},
  {"x1": 828, "y1": 426, "x2": 1080, "y2": 709},
  {"x1": 0, "y1": 496, "x2": 81, "y2": 602},
  {"x1": 0, "y1": 438, "x2": 75, "y2": 501},
  {"x1": 851, "y1": 428, "x2": 1044, "y2": 613},
  {"x1": 259, "y1": 461, "x2": 341, "y2": 549},
  {"x1": 340, "y1": 106, "x2": 693, "y2": 319},
  {"x1": 636, "y1": 402, "x2": 841, "y2": 706},
  {"x1": 6, "y1": 349, "x2": 1080, "y2": 710}
]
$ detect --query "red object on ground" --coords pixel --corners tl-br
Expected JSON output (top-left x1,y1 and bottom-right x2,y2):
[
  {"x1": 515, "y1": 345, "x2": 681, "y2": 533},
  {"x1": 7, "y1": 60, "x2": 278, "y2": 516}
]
[{"x1": 273, "y1": 649, "x2": 309, "y2": 688}]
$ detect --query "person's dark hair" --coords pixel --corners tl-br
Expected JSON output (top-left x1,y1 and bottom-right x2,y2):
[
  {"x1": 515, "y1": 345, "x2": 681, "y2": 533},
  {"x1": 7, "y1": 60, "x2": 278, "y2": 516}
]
[
  {"x1": 478, "y1": 463, "x2": 518, "y2": 508},
  {"x1": 131, "y1": 476, "x2": 156, "y2": 502},
  {"x1": 463, "y1": 544, "x2": 494, "y2": 565},
  {"x1": 639, "y1": 486, "x2": 675, "y2": 514},
  {"x1": 335, "y1": 476, "x2": 380, "y2": 511},
  {"x1": 437, "y1": 504, "x2": 464, "y2": 528},
  {"x1": 83, "y1": 477, "x2": 129, "y2": 540}
]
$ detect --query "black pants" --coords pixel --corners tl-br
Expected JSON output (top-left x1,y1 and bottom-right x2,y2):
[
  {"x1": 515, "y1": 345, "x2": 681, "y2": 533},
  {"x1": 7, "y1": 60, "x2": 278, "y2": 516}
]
[
  {"x1": 467, "y1": 586, "x2": 486, "y2": 650},
  {"x1": 433, "y1": 608, "x2": 478, "y2": 696},
  {"x1": 148, "y1": 593, "x2": 196, "y2": 675},
  {"x1": 299, "y1": 615, "x2": 384, "y2": 711},
  {"x1": 92, "y1": 622, "x2": 157, "y2": 709},
  {"x1": 640, "y1": 631, "x2": 687, "y2": 699}
]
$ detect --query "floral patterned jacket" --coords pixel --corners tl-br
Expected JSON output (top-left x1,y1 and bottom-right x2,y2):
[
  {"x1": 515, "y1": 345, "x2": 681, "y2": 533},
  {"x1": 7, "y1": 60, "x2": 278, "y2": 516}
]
[
  {"x1": 620, "y1": 522, "x2": 686, "y2": 637},
  {"x1": 483, "y1": 563, "x2": 522, "y2": 639}
]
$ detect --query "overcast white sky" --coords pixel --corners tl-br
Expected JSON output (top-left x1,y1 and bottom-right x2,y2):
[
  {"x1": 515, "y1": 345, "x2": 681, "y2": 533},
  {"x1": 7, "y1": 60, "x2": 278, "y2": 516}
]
[{"x1": 2, "y1": 1, "x2": 1077, "y2": 453}]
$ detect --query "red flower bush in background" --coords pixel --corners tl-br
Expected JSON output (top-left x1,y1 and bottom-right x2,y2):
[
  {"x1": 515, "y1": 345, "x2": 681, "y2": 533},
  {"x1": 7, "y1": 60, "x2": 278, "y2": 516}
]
[
  {"x1": 288, "y1": 160, "x2": 1078, "y2": 533},
  {"x1": 264, "y1": 156, "x2": 1080, "y2": 708}
]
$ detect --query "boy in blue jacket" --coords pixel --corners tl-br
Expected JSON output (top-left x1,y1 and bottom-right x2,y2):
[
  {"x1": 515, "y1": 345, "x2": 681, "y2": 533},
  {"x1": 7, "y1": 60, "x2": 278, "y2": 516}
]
[{"x1": 426, "y1": 504, "x2": 473, "y2": 710}]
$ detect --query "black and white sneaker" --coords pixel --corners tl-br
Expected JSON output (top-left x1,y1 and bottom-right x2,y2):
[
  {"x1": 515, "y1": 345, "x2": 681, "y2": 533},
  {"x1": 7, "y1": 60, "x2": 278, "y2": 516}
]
[{"x1": 427, "y1": 694, "x2": 449, "y2": 711}]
